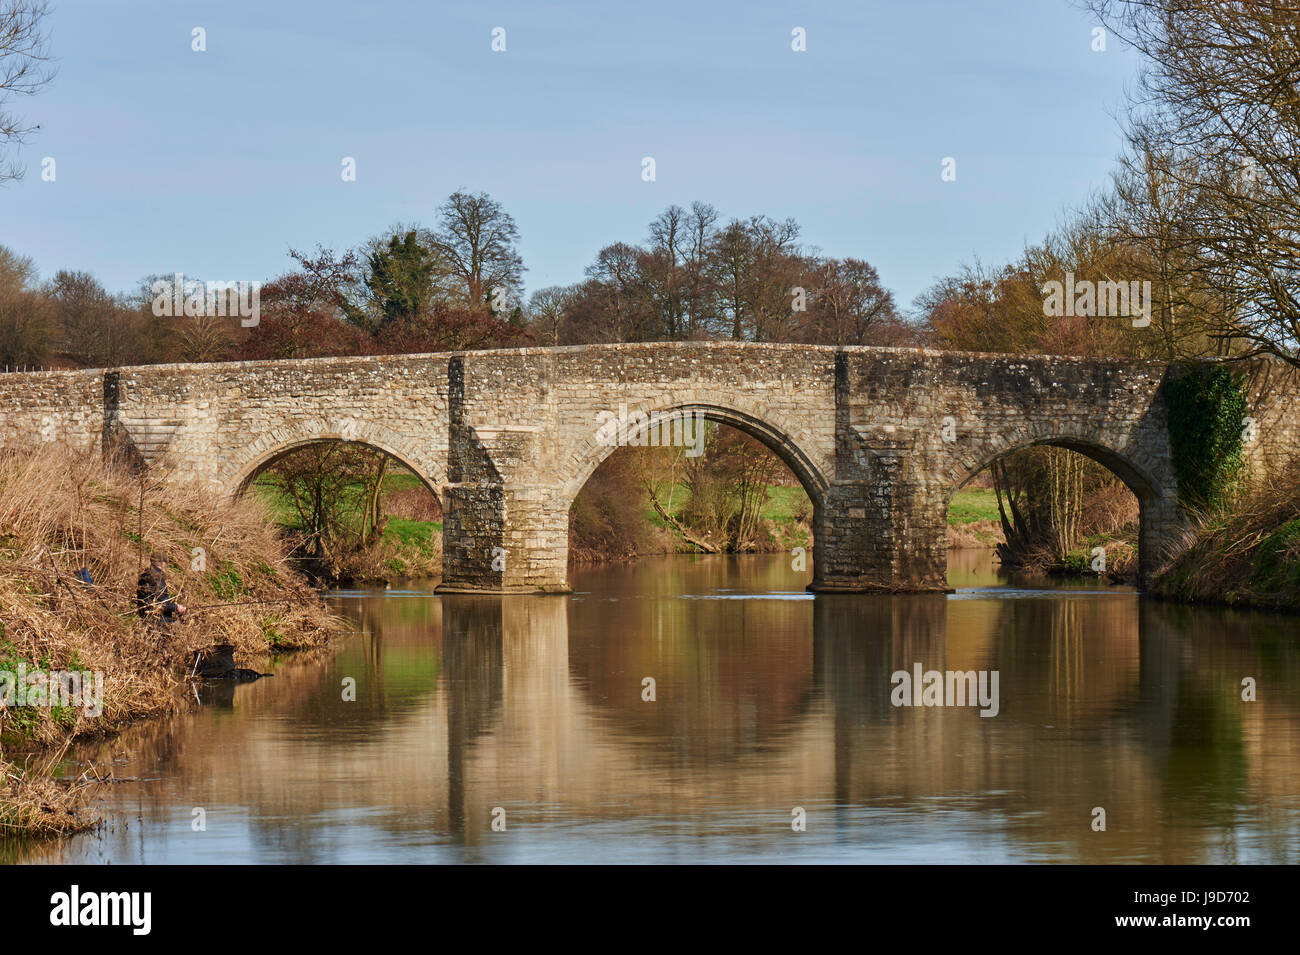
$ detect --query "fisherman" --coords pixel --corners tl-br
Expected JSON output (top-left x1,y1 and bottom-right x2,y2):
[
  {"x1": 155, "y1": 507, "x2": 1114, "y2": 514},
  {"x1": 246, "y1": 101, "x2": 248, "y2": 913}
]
[{"x1": 136, "y1": 552, "x2": 186, "y2": 622}]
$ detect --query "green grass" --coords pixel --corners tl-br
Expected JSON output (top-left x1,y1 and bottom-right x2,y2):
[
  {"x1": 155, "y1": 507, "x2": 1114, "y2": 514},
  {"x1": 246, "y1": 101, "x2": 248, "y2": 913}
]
[
  {"x1": 209, "y1": 562, "x2": 248, "y2": 600},
  {"x1": 383, "y1": 517, "x2": 441, "y2": 553},
  {"x1": 261, "y1": 616, "x2": 287, "y2": 649},
  {"x1": 380, "y1": 472, "x2": 427, "y2": 493},
  {"x1": 0, "y1": 642, "x2": 76, "y2": 740},
  {"x1": 251, "y1": 470, "x2": 442, "y2": 579},
  {"x1": 251, "y1": 470, "x2": 438, "y2": 533},
  {"x1": 948, "y1": 487, "x2": 1000, "y2": 525},
  {"x1": 645, "y1": 482, "x2": 812, "y2": 525},
  {"x1": 253, "y1": 473, "x2": 1000, "y2": 542},
  {"x1": 249, "y1": 475, "x2": 298, "y2": 524},
  {"x1": 764, "y1": 485, "x2": 813, "y2": 522}
]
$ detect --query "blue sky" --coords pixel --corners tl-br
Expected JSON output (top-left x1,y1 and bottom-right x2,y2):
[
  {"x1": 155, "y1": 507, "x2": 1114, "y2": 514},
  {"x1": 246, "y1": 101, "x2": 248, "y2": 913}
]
[{"x1": 1, "y1": 0, "x2": 1143, "y2": 312}]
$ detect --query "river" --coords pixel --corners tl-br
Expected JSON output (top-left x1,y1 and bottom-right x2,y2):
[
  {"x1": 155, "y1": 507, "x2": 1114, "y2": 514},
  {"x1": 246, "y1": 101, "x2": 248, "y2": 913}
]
[{"x1": 10, "y1": 550, "x2": 1300, "y2": 863}]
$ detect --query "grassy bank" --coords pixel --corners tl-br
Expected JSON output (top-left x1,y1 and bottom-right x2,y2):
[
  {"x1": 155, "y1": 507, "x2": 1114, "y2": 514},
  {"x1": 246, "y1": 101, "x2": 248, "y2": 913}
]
[
  {"x1": 947, "y1": 487, "x2": 1005, "y2": 549},
  {"x1": 640, "y1": 481, "x2": 814, "y2": 554},
  {"x1": 0, "y1": 446, "x2": 340, "y2": 836},
  {"x1": 1154, "y1": 476, "x2": 1300, "y2": 612}
]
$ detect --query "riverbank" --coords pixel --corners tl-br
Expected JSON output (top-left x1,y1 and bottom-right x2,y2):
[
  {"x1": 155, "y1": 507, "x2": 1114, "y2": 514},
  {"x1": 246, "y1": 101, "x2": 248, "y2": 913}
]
[
  {"x1": 1151, "y1": 477, "x2": 1300, "y2": 613},
  {"x1": 0, "y1": 446, "x2": 340, "y2": 836}
]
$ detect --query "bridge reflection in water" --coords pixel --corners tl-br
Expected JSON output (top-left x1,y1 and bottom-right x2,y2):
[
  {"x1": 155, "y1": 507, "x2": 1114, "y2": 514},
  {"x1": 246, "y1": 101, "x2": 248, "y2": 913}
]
[{"x1": 30, "y1": 553, "x2": 1300, "y2": 864}]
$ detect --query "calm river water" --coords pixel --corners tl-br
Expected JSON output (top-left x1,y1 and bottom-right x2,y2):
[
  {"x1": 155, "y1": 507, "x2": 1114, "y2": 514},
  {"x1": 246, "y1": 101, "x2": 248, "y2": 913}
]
[{"x1": 12, "y1": 550, "x2": 1300, "y2": 863}]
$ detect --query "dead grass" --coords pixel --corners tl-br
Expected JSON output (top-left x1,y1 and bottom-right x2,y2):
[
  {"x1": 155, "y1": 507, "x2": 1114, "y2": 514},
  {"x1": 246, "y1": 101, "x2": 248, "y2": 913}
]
[
  {"x1": 948, "y1": 519, "x2": 1005, "y2": 550},
  {"x1": 1155, "y1": 469, "x2": 1300, "y2": 610},
  {"x1": 0, "y1": 443, "x2": 341, "y2": 833},
  {"x1": 327, "y1": 533, "x2": 443, "y2": 583},
  {"x1": 385, "y1": 485, "x2": 443, "y2": 523},
  {"x1": 0, "y1": 748, "x2": 101, "y2": 836}
]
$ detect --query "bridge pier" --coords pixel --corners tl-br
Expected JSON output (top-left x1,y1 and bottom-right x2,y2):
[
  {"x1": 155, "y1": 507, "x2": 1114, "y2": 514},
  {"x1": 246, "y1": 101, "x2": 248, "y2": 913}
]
[
  {"x1": 435, "y1": 484, "x2": 572, "y2": 594},
  {"x1": 435, "y1": 356, "x2": 573, "y2": 594},
  {"x1": 1136, "y1": 493, "x2": 1190, "y2": 588},
  {"x1": 809, "y1": 480, "x2": 951, "y2": 593}
]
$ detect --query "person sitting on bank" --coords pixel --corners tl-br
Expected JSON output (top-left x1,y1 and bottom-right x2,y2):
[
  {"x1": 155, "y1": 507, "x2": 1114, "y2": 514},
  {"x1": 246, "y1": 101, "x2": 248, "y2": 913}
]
[{"x1": 136, "y1": 553, "x2": 187, "y2": 622}]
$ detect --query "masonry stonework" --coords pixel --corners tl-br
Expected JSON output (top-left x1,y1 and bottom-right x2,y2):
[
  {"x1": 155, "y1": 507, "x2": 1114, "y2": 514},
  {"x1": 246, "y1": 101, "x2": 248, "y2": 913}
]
[{"x1": 1, "y1": 342, "x2": 1296, "y2": 593}]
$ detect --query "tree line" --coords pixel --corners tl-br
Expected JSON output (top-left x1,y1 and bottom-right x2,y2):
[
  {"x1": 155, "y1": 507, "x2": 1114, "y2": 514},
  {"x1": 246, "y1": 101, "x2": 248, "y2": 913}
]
[
  {"x1": 0, "y1": 191, "x2": 917, "y2": 370},
  {"x1": 4, "y1": 1, "x2": 1299, "y2": 378},
  {"x1": 530, "y1": 202, "x2": 909, "y2": 347}
]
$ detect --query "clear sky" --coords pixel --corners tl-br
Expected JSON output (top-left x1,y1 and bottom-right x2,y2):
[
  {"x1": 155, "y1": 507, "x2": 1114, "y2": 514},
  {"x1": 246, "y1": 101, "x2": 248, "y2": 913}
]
[{"x1": 1, "y1": 0, "x2": 1143, "y2": 313}]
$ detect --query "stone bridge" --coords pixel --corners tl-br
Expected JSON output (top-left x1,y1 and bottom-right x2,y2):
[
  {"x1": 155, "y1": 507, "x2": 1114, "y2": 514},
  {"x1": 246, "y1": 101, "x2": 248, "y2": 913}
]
[{"x1": 2, "y1": 342, "x2": 1297, "y2": 593}]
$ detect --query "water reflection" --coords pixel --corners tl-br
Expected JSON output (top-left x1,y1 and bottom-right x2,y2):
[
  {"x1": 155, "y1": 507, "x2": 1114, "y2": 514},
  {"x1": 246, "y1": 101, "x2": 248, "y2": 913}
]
[{"x1": 12, "y1": 552, "x2": 1300, "y2": 864}]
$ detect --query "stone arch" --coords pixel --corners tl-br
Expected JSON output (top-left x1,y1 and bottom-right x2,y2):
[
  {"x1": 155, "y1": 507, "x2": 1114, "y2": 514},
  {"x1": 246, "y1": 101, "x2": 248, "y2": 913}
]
[
  {"x1": 553, "y1": 400, "x2": 830, "y2": 589},
  {"x1": 940, "y1": 427, "x2": 1184, "y2": 585},
  {"x1": 223, "y1": 419, "x2": 446, "y2": 503},
  {"x1": 946, "y1": 435, "x2": 1167, "y2": 503},
  {"x1": 559, "y1": 401, "x2": 832, "y2": 508}
]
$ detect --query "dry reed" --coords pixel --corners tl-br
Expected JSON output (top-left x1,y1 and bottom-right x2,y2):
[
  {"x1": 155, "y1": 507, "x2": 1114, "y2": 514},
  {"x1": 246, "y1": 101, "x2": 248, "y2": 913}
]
[
  {"x1": 0, "y1": 443, "x2": 341, "y2": 833},
  {"x1": 1155, "y1": 468, "x2": 1300, "y2": 609}
]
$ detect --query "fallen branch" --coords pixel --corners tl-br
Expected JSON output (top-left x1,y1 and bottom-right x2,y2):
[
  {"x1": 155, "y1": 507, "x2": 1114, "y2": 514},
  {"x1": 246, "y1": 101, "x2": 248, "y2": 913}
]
[{"x1": 643, "y1": 480, "x2": 720, "y2": 553}]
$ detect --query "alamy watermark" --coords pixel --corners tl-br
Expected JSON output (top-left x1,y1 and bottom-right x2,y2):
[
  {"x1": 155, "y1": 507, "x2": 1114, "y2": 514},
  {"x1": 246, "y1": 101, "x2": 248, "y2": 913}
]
[
  {"x1": 1042, "y1": 272, "x2": 1151, "y2": 328},
  {"x1": 150, "y1": 273, "x2": 261, "y2": 327},
  {"x1": 1, "y1": 664, "x2": 104, "y2": 717},
  {"x1": 891, "y1": 663, "x2": 999, "y2": 717},
  {"x1": 595, "y1": 405, "x2": 706, "y2": 457},
  {"x1": 49, "y1": 885, "x2": 150, "y2": 935}
]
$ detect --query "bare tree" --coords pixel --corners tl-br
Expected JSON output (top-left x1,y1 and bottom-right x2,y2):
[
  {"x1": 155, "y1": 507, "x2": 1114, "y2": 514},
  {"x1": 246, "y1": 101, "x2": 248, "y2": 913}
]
[
  {"x1": 712, "y1": 219, "x2": 756, "y2": 340},
  {"x1": 679, "y1": 201, "x2": 719, "y2": 338},
  {"x1": 1088, "y1": 0, "x2": 1300, "y2": 365},
  {"x1": 703, "y1": 215, "x2": 803, "y2": 342},
  {"x1": 429, "y1": 191, "x2": 524, "y2": 313},
  {"x1": 583, "y1": 241, "x2": 646, "y2": 341},
  {"x1": 645, "y1": 204, "x2": 687, "y2": 339},
  {"x1": 737, "y1": 216, "x2": 802, "y2": 342},
  {"x1": 0, "y1": 0, "x2": 54, "y2": 184},
  {"x1": 0, "y1": 243, "x2": 51, "y2": 365},
  {"x1": 800, "y1": 257, "x2": 900, "y2": 345},
  {"x1": 528, "y1": 284, "x2": 577, "y2": 345},
  {"x1": 48, "y1": 269, "x2": 152, "y2": 367},
  {"x1": 286, "y1": 245, "x2": 364, "y2": 321}
]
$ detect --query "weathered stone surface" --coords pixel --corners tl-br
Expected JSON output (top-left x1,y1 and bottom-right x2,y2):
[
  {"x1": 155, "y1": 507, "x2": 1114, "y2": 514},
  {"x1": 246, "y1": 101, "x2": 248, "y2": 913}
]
[{"x1": 2, "y1": 343, "x2": 1296, "y2": 593}]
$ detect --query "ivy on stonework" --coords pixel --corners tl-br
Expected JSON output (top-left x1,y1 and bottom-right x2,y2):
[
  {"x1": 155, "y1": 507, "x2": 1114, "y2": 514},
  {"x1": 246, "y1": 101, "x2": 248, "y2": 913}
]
[{"x1": 1161, "y1": 363, "x2": 1248, "y2": 511}]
